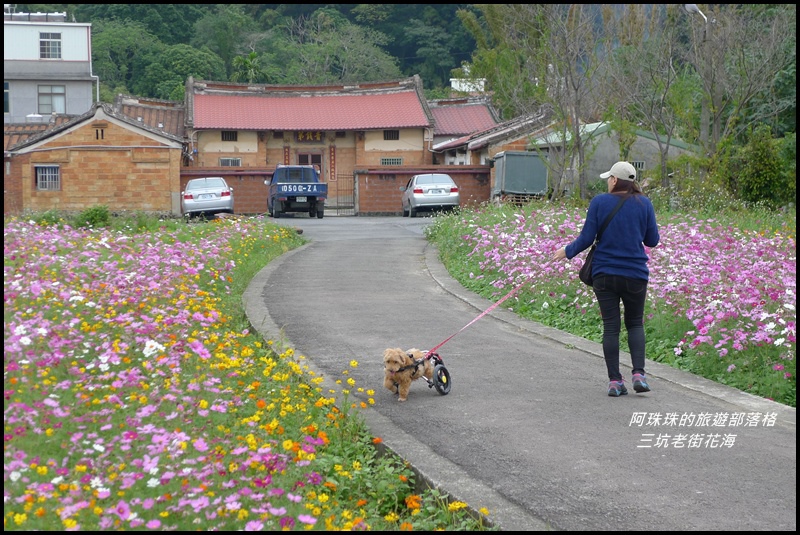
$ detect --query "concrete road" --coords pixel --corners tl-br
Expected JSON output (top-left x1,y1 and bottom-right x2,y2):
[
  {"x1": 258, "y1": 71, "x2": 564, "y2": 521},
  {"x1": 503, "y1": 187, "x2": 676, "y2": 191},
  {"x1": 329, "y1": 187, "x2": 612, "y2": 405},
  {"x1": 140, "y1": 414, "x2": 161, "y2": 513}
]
[{"x1": 244, "y1": 215, "x2": 796, "y2": 531}]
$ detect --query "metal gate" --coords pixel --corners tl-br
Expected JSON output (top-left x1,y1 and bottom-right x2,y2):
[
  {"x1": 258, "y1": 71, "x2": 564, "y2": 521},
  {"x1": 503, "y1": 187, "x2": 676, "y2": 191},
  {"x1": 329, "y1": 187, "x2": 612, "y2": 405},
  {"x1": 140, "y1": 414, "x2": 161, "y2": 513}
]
[{"x1": 327, "y1": 173, "x2": 355, "y2": 215}]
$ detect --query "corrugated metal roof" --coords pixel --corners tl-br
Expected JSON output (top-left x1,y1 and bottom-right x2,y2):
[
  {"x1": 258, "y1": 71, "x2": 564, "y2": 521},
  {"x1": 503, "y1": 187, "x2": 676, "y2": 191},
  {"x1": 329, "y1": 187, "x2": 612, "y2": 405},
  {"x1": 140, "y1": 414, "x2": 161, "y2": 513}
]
[{"x1": 192, "y1": 91, "x2": 431, "y2": 130}]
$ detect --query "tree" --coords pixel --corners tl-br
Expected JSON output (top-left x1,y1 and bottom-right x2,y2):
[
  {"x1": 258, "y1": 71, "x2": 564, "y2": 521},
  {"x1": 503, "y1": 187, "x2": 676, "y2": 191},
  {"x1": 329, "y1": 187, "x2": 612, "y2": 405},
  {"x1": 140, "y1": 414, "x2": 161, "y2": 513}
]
[
  {"x1": 133, "y1": 44, "x2": 226, "y2": 99},
  {"x1": 191, "y1": 4, "x2": 258, "y2": 79},
  {"x1": 682, "y1": 4, "x2": 796, "y2": 155},
  {"x1": 602, "y1": 5, "x2": 684, "y2": 187},
  {"x1": 231, "y1": 52, "x2": 267, "y2": 84},
  {"x1": 277, "y1": 8, "x2": 403, "y2": 85},
  {"x1": 463, "y1": 5, "x2": 608, "y2": 199},
  {"x1": 73, "y1": 4, "x2": 208, "y2": 46},
  {"x1": 90, "y1": 20, "x2": 164, "y2": 99}
]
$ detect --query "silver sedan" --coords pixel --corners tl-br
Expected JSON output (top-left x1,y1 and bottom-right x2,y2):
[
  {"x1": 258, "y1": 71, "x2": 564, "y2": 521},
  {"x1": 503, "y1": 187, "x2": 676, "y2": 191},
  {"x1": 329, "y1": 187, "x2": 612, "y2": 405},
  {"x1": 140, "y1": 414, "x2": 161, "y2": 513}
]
[
  {"x1": 401, "y1": 173, "x2": 460, "y2": 217},
  {"x1": 181, "y1": 177, "x2": 234, "y2": 219}
]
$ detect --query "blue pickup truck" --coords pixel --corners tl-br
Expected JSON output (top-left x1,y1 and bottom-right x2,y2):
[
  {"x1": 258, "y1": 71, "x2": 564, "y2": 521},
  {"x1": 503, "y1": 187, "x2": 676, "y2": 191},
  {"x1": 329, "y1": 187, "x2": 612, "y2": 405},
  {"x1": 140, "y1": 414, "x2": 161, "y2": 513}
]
[{"x1": 268, "y1": 165, "x2": 327, "y2": 219}]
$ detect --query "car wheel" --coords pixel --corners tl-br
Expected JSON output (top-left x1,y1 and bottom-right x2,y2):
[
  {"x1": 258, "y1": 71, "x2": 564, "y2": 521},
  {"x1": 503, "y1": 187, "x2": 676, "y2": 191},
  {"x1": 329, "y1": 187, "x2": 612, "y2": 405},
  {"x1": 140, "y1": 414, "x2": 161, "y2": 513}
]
[
  {"x1": 402, "y1": 206, "x2": 409, "y2": 217},
  {"x1": 317, "y1": 209, "x2": 324, "y2": 219},
  {"x1": 409, "y1": 207, "x2": 417, "y2": 218}
]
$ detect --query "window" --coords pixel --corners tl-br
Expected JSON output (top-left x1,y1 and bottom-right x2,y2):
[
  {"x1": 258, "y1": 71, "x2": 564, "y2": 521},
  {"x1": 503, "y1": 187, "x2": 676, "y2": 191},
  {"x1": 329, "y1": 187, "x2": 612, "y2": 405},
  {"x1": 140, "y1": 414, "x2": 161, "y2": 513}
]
[
  {"x1": 221, "y1": 131, "x2": 238, "y2": 142},
  {"x1": 38, "y1": 85, "x2": 65, "y2": 114},
  {"x1": 380, "y1": 157, "x2": 403, "y2": 166},
  {"x1": 4, "y1": 82, "x2": 8, "y2": 115},
  {"x1": 383, "y1": 130, "x2": 400, "y2": 141},
  {"x1": 35, "y1": 166, "x2": 60, "y2": 191},
  {"x1": 219, "y1": 158, "x2": 241, "y2": 167},
  {"x1": 39, "y1": 32, "x2": 62, "y2": 59}
]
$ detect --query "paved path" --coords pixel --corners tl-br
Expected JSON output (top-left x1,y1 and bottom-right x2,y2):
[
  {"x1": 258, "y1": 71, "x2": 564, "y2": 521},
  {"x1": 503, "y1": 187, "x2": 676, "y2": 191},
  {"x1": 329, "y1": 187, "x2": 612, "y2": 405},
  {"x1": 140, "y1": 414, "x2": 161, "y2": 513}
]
[{"x1": 243, "y1": 215, "x2": 796, "y2": 531}]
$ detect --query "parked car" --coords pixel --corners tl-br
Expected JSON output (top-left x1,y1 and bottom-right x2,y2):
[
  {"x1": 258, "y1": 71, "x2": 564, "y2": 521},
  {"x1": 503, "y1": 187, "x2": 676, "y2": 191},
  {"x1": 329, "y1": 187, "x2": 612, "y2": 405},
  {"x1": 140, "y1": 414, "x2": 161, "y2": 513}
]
[
  {"x1": 400, "y1": 173, "x2": 460, "y2": 217},
  {"x1": 181, "y1": 177, "x2": 234, "y2": 218}
]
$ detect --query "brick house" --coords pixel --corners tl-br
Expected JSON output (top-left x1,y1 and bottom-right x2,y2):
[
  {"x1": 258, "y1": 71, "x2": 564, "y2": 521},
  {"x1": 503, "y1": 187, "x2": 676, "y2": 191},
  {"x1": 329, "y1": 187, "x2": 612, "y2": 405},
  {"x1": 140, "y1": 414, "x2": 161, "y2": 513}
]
[{"x1": 4, "y1": 103, "x2": 183, "y2": 215}]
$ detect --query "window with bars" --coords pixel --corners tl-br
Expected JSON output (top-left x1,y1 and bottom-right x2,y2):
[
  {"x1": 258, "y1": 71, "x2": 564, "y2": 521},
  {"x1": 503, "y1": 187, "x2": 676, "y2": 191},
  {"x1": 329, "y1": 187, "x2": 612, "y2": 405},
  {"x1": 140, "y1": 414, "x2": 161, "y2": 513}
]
[
  {"x1": 221, "y1": 131, "x2": 238, "y2": 142},
  {"x1": 35, "y1": 165, "x2": 60, "y2": 191},
  {"x1": 39, "y1": 32, "x2": 62, "y2": 59},
  {"x1": 383, "y1": 130, "x2": 400, "y2": 141},
  {"x1": 38, "y1": 85, "x2": 65, "y2": 114},
  {"x1": 380, "y1": 157, "x2": 403, "y2": 166},
  {"x1": 219, "y1": 158, "x2": 241, "y2": 167},
  {"x1": 631, "y1": 161, "x2": 646, "y2": 177}
]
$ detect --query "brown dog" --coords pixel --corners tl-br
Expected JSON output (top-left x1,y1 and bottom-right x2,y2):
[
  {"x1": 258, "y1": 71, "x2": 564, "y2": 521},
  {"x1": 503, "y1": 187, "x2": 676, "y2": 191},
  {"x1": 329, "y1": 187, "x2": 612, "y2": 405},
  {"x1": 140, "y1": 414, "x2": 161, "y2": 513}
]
[{"x1": 383, "y1": 348, "x2": 434, "y2": 402}]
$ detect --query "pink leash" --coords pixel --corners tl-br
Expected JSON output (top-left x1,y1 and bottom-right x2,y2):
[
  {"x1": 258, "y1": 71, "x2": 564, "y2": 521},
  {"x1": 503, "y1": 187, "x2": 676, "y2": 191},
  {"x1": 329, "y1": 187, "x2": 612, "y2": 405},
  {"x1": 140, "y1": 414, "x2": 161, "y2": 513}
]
[{"x1": 426, "y1": 278, "x2": 530, "y2": 356}]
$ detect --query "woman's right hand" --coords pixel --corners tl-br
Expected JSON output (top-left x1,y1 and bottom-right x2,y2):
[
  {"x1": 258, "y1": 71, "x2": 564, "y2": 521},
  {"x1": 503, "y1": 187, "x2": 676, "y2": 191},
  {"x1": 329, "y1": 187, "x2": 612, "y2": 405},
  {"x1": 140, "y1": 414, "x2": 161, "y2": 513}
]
[{"x1": 552, "y1": 247, "x2": 567, "y2": 262}]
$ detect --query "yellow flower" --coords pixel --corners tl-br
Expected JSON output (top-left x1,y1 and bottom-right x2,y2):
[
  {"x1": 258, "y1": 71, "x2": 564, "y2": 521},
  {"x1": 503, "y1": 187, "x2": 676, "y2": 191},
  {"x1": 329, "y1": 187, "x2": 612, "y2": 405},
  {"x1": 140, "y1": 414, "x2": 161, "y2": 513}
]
[
  {"x1": 447, "y1": 501, "x2": 468, "y2": 512},
  {"x1": 349, "y1": 360, "x2": 359, "y2": 368},
  {"x1": 384, "y1": 512, "x2": 400, "y2": 523}
]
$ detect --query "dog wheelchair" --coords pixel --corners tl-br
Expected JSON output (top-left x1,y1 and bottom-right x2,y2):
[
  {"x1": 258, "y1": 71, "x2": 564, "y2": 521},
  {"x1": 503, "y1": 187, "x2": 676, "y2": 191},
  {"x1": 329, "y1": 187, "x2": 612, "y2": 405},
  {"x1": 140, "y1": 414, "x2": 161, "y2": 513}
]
[{"x1": 420, "y1": 351, "x2": 451, "y2": 395}]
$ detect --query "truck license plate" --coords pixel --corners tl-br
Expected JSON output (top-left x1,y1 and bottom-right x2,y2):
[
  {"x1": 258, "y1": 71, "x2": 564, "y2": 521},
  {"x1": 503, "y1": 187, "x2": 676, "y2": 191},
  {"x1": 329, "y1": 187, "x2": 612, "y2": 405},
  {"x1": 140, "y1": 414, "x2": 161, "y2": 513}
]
[{"x1": 296, "y1": 196, "x2": 307, "y2": 202}]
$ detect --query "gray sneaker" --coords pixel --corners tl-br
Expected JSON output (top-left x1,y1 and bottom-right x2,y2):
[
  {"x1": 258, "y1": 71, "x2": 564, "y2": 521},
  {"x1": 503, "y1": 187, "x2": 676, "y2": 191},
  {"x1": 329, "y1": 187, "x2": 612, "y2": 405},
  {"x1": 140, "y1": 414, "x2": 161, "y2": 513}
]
[
  {"x1": 608, "y1": 380, "x2": 628, "y2": 397},
  {"x1": 632, "y1": 373, "x2": 651, "y2": 393}
]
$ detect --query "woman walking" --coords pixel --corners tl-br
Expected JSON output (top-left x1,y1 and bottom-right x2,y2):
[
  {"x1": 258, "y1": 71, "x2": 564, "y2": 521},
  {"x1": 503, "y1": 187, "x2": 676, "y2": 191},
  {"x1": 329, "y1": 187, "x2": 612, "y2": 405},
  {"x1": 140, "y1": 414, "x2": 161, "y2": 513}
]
[{"x1": 552, "y1": 161, "x2": 660, "y2": 397}]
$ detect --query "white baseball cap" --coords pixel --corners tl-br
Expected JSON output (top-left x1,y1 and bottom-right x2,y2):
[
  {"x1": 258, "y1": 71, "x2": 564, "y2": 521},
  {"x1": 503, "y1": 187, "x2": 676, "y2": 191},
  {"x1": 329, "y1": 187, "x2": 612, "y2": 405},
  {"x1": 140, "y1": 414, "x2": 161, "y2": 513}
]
[{"x1": 600, "y1": 161, "x2": 636, "y2": 181}]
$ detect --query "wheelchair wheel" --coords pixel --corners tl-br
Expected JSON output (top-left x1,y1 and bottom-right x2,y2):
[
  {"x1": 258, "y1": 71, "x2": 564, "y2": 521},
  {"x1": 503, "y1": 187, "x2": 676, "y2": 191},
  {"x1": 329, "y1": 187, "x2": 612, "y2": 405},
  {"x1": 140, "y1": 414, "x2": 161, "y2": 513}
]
[{"x1": 433, "y1": 364, "x2": 451, "y2": 395}]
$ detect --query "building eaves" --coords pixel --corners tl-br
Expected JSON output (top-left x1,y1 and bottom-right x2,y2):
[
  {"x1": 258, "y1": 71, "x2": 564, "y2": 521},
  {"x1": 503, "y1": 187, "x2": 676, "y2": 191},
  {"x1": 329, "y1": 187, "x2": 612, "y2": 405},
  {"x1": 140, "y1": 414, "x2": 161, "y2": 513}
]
[
  {"x1": 6, "y1": 103, "x2": 183, "y2": 153},
  {"x1": 433, "y1": 106, "x2": 552, "y2": 152},
  {"x1": 113, "y1": 94, "x2": 185, "y2": 139},
  {"x1": 186, "y1": 75, "x2": 434, "y2": 131}
]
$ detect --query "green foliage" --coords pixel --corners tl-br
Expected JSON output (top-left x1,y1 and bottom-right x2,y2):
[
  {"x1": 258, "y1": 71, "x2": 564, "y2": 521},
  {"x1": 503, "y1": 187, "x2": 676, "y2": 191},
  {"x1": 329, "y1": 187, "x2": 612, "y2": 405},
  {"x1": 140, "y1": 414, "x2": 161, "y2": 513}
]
[
  {"x1": 73, "y1": 4, "x2": 208, "y2": 46},
  {"x1": 27, "y1": 209, "x2": 64, "y2": 228},
  {"x1": 72, "y1": 205, "x2": 111, "y2": 229},
  {"x1": 733, "y1": 125, "x2": 791, "y2": 208},
  {"x1": 90, "y1": 20, "x2": 164, "y2": 96},
  {"x1": 133, "y1": 44, "x2": 226, "y2": 99}
]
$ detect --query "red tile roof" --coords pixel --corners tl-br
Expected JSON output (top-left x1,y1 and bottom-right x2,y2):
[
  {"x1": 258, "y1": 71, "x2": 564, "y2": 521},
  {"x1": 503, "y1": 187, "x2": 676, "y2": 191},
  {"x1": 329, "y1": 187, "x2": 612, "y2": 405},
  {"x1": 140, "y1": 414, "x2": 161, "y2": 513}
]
[
  {"x1": 114, "y1": 95, "x2": 185, "y2": 138},
  {"x1": 192, "y1": 91, "x2": 431, "y2": 131},
  {"x1": 3, "y1": 115, "x2": 73, "y2": 151},
  {"x1": 430, "y1": 102, "x2": 499, "y2": 136}
]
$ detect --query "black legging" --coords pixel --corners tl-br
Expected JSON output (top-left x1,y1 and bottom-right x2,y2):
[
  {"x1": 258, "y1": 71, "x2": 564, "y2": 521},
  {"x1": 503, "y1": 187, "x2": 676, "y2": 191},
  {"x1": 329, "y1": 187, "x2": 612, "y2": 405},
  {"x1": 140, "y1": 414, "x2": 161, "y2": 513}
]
[{"x1": 592, "y1": 274, "x2": 648, "y2": 381}]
